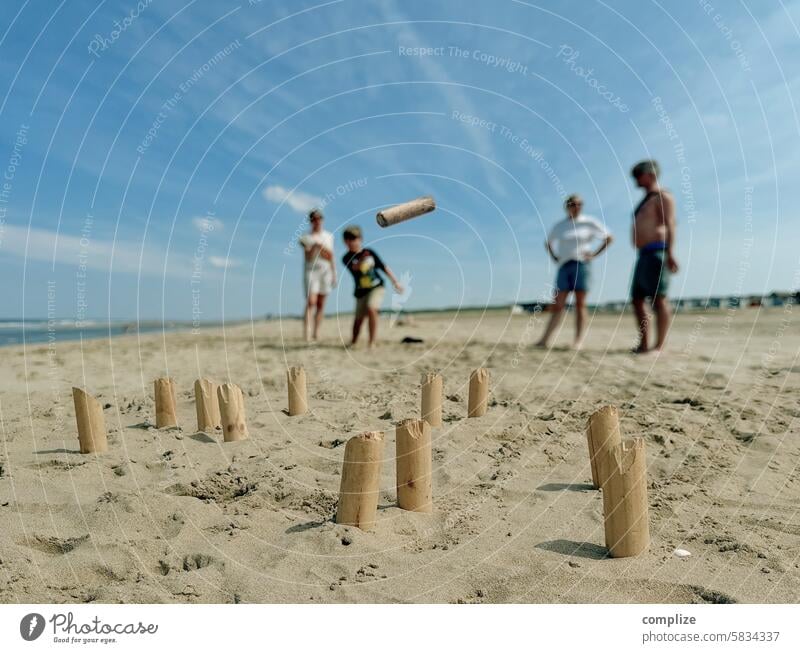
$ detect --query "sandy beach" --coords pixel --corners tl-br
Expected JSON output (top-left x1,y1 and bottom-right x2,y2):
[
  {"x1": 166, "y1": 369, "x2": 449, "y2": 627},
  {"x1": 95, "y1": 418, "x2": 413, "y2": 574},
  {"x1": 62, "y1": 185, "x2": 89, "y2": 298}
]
[{"x1": 0, "y1": 308, "x2": 798, "y2": 604}]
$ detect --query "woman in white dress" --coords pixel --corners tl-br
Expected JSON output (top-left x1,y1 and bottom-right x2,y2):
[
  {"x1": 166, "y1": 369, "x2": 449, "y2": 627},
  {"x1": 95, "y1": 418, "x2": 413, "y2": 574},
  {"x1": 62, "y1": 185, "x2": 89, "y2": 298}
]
[{"x1": 299, "y1": 209, "x2": 337, "y2": 341}]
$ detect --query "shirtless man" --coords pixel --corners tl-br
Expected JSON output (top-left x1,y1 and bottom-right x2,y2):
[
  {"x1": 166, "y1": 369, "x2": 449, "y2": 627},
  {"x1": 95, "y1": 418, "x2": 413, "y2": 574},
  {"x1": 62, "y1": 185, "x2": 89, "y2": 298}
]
[{"x1": 629, "y1": 160, "x2": 679, "y2": 353}]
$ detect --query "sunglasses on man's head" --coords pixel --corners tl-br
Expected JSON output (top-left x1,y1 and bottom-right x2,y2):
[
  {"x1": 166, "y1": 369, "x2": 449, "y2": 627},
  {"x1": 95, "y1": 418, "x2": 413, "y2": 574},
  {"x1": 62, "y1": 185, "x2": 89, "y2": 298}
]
[{"x1": 567, "y1": 202, "x2": 582, "y2": 207}]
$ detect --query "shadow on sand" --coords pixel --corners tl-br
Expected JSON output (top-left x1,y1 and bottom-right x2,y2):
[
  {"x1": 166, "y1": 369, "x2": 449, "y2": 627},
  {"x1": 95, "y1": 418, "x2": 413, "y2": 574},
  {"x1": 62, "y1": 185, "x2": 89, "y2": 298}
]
[
  {"x1": 536, "y1": 539, "x2": 608, "y2": 559},
  {"x1": 34, "y1": 448, "x2": 82, "y2": 455},
  {"x1": 285, "y1": 519, "x2": 330, "y2": 534},
  {"x1": 257, "y1": 342, "x2": 346, "y2": 352},
  {"x1": 537, "y1": 482, "x2": 595, "y2": 492},
  {"x1": 189, "y1": 432, "x2": 217, "y2": 443}
]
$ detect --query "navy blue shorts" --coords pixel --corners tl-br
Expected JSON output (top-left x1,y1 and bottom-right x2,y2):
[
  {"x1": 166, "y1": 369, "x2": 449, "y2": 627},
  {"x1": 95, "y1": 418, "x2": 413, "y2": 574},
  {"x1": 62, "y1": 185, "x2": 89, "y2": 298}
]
[
  {"x1": 556, "y1": 260, "x2": 590, "y2": 292},
  {"x1": 631, "y1": 248, "x2": 670, "y2": 299}
]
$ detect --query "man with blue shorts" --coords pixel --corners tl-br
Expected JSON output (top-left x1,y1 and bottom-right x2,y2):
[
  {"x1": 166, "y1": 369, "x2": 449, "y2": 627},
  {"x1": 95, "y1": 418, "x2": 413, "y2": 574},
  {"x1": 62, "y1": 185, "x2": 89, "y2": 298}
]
[
  {"x1": 536, "y1": 194, "x2": 613, "y2": 349},
  {"x1": 629, "y1": 160, "x2": 679, "y2": 354}
]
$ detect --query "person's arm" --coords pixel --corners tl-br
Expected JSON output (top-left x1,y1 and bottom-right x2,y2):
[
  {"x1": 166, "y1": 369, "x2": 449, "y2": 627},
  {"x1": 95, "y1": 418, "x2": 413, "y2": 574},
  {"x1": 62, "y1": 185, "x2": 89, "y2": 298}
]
[
  {"x1": 545, "y1": 227, "x2": 559, "y2": 263},
  {"x1": 374, "y1": 252, "x2": 403, "y2": 292},
  {"x1": 340, "y1": 253, "x2": 352, "y2": 286},
  {"x1": 545, "y1": 240, "x2": 559, "y2": 263},
  {"x1": 382, "y1": 265, "x2": 403, "y2": 293},
  {"x1": 325, "y1": 235, "x2": 337, "y2": 284},
  {"x1": 589, "y1": 234, "x2": 613, "y2": 259},
  {"x1": 660, "y1": 192, "x2": 679, "y2": 273},
  {"x1": 327, "y1": 251, "x2": 337, "y2": 286},
  {"x1": 301, "y1": 235, "x2": 325, "y2": 266},
  {"x1": 318, "y1": 235, "x2": 334, "y2": 261},
  {"x1": 588, "y1": 220, "x2": 613, "y2": 259}
]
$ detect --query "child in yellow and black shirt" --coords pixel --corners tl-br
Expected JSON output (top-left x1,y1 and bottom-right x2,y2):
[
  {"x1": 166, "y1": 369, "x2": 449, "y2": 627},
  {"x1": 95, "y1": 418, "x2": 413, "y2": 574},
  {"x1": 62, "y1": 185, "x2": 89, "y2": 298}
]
[{"x1": 341, "y1": 225, "x2": 404, "y2": 348}]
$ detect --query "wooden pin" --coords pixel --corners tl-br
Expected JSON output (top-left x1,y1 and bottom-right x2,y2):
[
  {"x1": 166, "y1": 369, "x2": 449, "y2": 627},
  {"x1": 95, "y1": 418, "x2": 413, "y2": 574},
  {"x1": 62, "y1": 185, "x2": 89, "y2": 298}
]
[
  {"x1": 467, "y1": 367, "x2": 489, "y2": 417},
  {"x1": 194, "y1": 378, "x2": 221, "y2": 432},
  {"x1": 154, "y1": 377, "x2": 178, "y2": 429},
  {"x1": 72, "y1": 387, "x2": 108, "y2": 454},
  {"x1": 602, "y1": 437, "x2": 650, "y2": 558},
  {"x1": 287, "y1": 366, "x2": 308, "y2": 416},
  {"x1": 396, "y1": 419, "x2": 432, "y2": 512},
  {"x1": 586, "y1": 405, "x2": 622, "y2": 489},
  {"x1": 335, "y1": 431, "x2": 385, "y2": 531},
  {"x1": 217, "y1": 383, "x2": 248, "y2": 442},
  {"x1": 421, "y1": 372, "x2": 443, "y2": 427},
  {"x1": 376, "y1": 195, "x2": 436, "y2": 228}
]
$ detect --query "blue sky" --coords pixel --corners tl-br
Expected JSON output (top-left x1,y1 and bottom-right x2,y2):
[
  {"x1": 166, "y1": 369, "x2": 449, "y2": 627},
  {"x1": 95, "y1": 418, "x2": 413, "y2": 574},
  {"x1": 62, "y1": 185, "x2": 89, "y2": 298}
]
[{"x1": 0, "y1": 0, "x2": 798, "y2": 321}]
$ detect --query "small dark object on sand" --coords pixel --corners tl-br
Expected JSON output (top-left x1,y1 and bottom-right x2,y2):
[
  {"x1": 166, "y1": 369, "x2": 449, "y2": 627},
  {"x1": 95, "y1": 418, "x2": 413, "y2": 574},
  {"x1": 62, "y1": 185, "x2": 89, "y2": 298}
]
[{"x1": 401, "y1": 336, "x2": 424, "y2": 344}]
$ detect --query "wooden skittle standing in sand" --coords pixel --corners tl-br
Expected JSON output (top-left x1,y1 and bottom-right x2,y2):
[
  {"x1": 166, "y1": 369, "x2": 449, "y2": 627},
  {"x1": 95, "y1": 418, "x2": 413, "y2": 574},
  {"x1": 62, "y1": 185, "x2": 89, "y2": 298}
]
[
  {"x1": 194, "y1": 378, "x2": 221, "y2": 432},
  {"x1": 586, "y1": 405, "x2": 622, "y2": 489},
  {"x1": 72, "y1": 387, "x2": 108, "y2": 454},
  {"x1": 602, "y1": 437, "x2": 650, "y2": 557},
  {"x1": 376, "y1": 195, "x2": 436, "y2": 228},
  {"x1": 421, "y1": 372, "x2": 443, "y2": 427},
  {"x1": 336, "y1": 431, "x2": 385, "y2": 530},
  {"x1": 468, "y1": 367, "x2": 489, "y2": 417},
  {"x1": 396, "y1": 419, "x2": 432, "y2": 512},
  {"x1": 154, "y1": 377, "x2": 178, "y2": 428},
  {"x1": 217, "y1": 383, "x2": 248, "y2": 442},
  {"x1": 287, "y1": 366, "x2": 308, "y2": 416}
]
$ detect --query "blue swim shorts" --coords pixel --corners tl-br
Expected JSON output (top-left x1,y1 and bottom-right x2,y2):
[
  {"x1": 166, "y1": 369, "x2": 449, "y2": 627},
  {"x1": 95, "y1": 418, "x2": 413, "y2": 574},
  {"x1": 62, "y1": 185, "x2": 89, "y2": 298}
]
[{"x1": 556, "y1": 260, "x2": 590, "y2": 293}]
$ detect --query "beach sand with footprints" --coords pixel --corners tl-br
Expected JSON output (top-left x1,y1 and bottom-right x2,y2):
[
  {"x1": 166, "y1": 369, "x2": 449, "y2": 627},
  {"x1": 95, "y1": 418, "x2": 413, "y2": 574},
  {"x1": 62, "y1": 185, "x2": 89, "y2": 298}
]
[{"x1": 0, "y1": 309, "x2": 799, "y2": 603}]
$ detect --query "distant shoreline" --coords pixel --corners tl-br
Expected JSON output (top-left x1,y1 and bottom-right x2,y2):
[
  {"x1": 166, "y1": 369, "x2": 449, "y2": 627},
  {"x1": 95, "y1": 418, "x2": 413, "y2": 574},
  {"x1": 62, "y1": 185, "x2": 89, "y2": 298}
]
[
  {"x1": 0, "y1": 320, "x2": 222, "y2": 348},
  {"x1": 2, "y1": 290, "x2": 795, "y2": 347}
]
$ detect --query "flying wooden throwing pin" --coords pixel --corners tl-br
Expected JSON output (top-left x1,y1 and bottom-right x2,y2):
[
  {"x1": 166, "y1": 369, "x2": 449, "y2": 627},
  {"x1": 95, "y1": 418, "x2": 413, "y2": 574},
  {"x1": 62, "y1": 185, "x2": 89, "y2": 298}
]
[{"x1": 376, "y1": 195, "x2": 436, "y2": 228}]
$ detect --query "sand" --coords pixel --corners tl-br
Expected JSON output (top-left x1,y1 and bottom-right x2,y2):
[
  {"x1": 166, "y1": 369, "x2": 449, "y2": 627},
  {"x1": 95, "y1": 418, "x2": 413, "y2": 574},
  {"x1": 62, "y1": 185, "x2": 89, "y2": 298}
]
[{"x1": 1, "y1": 308, "x2": 799, "y2": 604}]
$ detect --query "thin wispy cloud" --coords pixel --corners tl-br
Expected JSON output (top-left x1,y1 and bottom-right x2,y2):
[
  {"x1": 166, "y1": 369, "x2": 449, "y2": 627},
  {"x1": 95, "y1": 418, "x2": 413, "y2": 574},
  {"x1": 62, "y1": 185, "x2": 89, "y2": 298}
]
[
  {"x1": 0, "y1": 225, "x2": 191, "y2": 278},
  {"x1": 262, "y1": 184, "x2": 323, "y2": 214},
  {"x1": 208, "y1": 255, "x2": 240, "y2": 269},
  {"x1": 192, "y1": 216, "x2": 225, "y2": 232}
]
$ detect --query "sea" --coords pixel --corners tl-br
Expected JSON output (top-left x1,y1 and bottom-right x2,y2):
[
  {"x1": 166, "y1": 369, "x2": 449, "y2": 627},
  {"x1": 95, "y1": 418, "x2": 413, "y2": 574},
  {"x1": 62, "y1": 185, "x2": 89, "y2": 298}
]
[{"x1": 0, "y1": 319, "x2": 179, "y2": 347}]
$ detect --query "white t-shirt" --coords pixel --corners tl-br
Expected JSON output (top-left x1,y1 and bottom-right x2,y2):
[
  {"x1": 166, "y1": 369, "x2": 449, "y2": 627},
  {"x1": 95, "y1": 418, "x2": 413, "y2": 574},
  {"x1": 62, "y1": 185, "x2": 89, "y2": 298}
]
[
  {"x1": 547, "y1": 214, "x2": 610, "y2": 263},
  {"x1": 299, "y1": 230, "x2": 334, "y2": 271}
]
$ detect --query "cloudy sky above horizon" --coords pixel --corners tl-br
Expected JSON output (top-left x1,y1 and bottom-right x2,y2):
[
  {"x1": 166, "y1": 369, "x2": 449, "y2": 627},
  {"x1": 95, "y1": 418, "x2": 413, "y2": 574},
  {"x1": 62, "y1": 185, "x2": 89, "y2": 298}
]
[{"x1": 1, "y1": 0, "x2": 798, "y2": 320}]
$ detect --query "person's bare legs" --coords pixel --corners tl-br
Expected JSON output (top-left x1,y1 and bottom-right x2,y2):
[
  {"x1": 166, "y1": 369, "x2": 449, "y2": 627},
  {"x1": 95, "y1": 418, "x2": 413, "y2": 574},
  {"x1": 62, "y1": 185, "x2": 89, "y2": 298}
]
[
  {"x1": 351, "y1": 314, "x2": 365, "y2": 345},
  {"x1": 653, "y1": 294, "x2": 671, "y2": 351},
  {"x1": 573, "y1": 290, "x2": 588, "y2": 349},
  {"x1": 367, "y1": 307, "x2": 379, "y2": 348},
  {"x1": 312, "y1": 294, "x2": 327, "y2": 340},
  {"x1": 632, "y1": 296, "x2": 649, "y2": 353},
  {"x1": 535, "y1": 290, "x2": 569, "y2": 348},
  {"x1": 304, "y1": 293, "x2": 318, "y2": 342}
]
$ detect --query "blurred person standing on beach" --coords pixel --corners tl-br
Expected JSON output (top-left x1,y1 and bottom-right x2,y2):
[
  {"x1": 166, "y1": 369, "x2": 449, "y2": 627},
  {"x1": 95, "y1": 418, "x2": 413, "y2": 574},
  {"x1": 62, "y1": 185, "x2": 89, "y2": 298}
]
[
  {"x1": 341, "y1": 225, "x2": 404, "y2": 349},
  {"x1": 536, "y1": 194, "x2": 613, "y2": 349},
  {"x1": 299, "y1": 209, "x2": 337, "y2": 342},
  {"x1": 629, "y1": 160, "x2": 679, "y2": 354}
]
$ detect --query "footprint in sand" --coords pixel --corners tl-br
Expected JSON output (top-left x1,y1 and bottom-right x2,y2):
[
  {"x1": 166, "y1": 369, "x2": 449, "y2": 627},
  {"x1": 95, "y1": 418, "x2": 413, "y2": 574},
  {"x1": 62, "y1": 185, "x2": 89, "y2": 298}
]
[{"x1": 22, "y1": 534, "x2": 89, "y2": 555}]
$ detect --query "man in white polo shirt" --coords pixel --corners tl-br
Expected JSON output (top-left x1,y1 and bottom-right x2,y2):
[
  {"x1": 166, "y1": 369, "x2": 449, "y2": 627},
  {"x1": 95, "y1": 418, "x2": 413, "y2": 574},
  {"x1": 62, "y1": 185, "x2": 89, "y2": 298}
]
[{"x1": 535, "y1": 194, "x2": 613, "y2": 349}]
